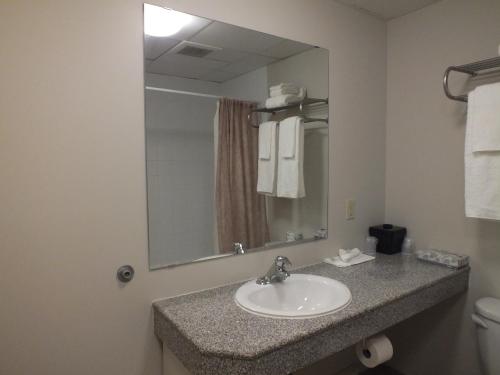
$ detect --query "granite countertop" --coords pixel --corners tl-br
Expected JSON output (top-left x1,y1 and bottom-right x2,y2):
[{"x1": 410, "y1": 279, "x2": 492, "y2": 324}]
[{"x1": 153, "y1": 254, "x2": 469, "y2": 375}]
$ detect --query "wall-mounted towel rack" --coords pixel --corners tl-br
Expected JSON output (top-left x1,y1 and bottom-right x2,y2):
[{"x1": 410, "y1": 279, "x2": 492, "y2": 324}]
[
  {"x1": 247, "y1": 97, "x2": 329, "y2": 127},
  {"x1": 250, "y1": 97, "x2": 328, "y2": 116},
  {"x1": 443, "y1": 56, "x2": 500, "y2": 102},
  {"x1": 302, "y1": 117, "x2": 328, "y2": 124},
  {"x1": 249, "y1": 117, "x2": 328, "y2": 129}
]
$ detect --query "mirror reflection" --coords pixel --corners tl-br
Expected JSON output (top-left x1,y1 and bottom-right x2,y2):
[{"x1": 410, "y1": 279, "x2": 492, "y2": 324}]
[{"x1": 144, "y1": 5, "x2": 329, "y2": 269}]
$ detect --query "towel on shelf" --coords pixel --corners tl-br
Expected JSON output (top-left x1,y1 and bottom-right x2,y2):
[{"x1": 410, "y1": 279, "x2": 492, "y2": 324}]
[
  {"x1": 270, "y1": 87, "x2": 300, "y2": 97},
  {"x1": 269, "y1": 83, "x2": 298, "y2": 91},
  {"x1": 465, "y1": 85, "x2": 500, "y2": 220},
  {"x1": 323, "y1": 248, "x2": 374, "y2": 268},
  {"x1": 257, "y1": 121, "x2": 278, "y2": 195},
  {"x1": 270, "y1": 86, "x2": 300, "y2": 97},
  {"x1": 265, "y1": 88, "x2": 306, "y2": 109},
  {"x1": 469, "y1": 82, "x2": 500, "y2": 152},
  {"x1": 277, "y1": 116, "x2": 305, "y2": 198}
]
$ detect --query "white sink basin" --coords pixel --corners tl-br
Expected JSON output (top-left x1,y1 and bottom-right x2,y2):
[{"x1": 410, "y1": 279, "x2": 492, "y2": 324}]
[{"x1": 234, "y1": 274, "x2": 351, "y2": 318}]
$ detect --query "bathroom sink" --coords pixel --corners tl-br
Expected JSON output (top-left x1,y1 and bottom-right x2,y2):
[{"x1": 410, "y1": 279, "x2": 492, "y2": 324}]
[{"x1": 234, "y1": 274, "x2": 351, "y2": 318}]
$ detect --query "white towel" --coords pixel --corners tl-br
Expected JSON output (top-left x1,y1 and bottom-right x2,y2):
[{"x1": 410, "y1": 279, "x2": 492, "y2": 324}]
[
  {"x1": 469, "y1": 83, "x2": 500, "y2": 152},
  {"x1": 270, "y1": 86, "x2": 300, "y2": 97},
  {"x1": 257, "y1": 121, "x2": 278, "y2": 195},
  {"x1": 277, "y1": 116, "x2": 305, "y2": 198},
  {"x1": 465, "y1": 89, "x2": 500, "y2": 220},
  {"x1": 339, "y1": 248, "x2": 361, "y2": 262},
  {"x1": 269, "y1": 83, "x2": 298, "y2": 91},
  {"x1": 258, "y1": 121, "x2": 273, "y2": 160},
  {"x1": 323, "y1": 254, "x2": 374, "y2": 268},
  {"x1": 280, "y1": 118, "x2": 296, "y2": 159},
  {"x1": 265, "y1": 88, "x2": 306, "y2": 109}
]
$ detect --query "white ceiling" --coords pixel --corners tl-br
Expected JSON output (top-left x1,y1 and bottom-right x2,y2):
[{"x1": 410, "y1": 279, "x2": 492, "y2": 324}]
[
  {"x1": 144, "y1": 13, "x2": 314, "y2": 83},
  {"x1": 335, "y1": 0, "x2": 441, "y2": 20}
]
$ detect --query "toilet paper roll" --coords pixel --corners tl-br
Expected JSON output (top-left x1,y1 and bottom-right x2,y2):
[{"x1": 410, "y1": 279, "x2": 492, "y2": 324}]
[{"x1": 355, "y1": 334, "x2": 393, "y2": 368}]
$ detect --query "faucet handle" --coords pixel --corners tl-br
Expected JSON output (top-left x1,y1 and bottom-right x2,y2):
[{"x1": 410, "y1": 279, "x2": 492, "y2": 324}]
[
  {"x1": 233, "y1": 242, "x2": 245, "y2": 255},
  {"x1": 275, "y1": 256, "x2": 291, "y2": 269},
  {"x1": 255, "y1": 256, "x2": 292, "y2": 285}
]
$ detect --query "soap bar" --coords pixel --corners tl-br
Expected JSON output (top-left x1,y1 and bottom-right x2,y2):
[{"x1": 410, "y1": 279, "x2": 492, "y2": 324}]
[
  {"x1": 416, "y1": 249, "x2": 469, "y2": 269},
  {"x1": 368, "y1": 224, "x2": 407, "y2": 254}
]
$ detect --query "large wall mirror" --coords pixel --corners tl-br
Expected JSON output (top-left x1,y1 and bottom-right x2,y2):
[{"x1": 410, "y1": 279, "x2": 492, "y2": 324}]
[{"x1": 143, "y1": 4, "x2": 329, "y2": 269}]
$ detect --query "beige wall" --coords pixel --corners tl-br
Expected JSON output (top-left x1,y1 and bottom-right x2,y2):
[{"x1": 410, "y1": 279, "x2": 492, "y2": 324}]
[
  {"x1": 385, "y1": 0, "x2": 500, "y2": 374},
  {"x1": 0, "y1": 1, "x2": 386, "y2": 374}
]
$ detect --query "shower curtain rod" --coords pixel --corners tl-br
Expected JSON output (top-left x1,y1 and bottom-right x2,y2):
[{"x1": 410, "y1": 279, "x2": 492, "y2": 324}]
[{"x1": 145, "y1": 86, "x2": 221, "y2": 99}]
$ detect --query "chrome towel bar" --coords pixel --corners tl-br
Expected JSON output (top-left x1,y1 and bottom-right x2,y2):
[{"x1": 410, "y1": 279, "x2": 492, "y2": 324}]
[{"x1": 443, "y1": 56, "x2": 500, "y2": 102}]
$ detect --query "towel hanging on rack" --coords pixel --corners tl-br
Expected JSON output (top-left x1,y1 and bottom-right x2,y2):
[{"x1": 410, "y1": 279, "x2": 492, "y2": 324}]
[
  {"x1": 277, "y1": 116, "x2": 305, "y2": 199},
  {"x1": 468, "y1": 82, "x2": 500, "y2": 152}
]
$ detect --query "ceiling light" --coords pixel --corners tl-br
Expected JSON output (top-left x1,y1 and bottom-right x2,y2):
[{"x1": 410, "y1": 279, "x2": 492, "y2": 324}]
[{"x1": 144, "y1": 4, "x2": 192, "y2": 37}]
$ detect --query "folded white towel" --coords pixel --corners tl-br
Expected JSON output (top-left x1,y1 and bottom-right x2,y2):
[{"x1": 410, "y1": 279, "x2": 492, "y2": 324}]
[
  {"x1": 257, "y1": 121, "x2": 278, "y2": 195},
  {"x1": 258, "y1": 121, "x2": 273, "y2": 160},
  {"x1": 277, "y1": 116, "x2": 305, "y2": 198},
  {"x1": 280, "y1": 118, "x2": 296, "y2": 159},
  {"x1": 323, "y1": 249, "x2": 374, "y2": 268},
  {"x1": 269, "y1": 83, "x2": 298, "y2": 91},
  {"x1": 465, "y1": 93, "x2": 500, "y2": 220},
  {"x1": 339, "y1": 248, "x2": 361, "y2": 262},
  {"x1": 469, "y1": 83, "x2": 500, "y2": 152},
  {"x1": 265, "y1": 88, "x2": 306, "y2": 109},
  {"x1": 270, "y1": 86, "x2": 300, "y2": 97}
]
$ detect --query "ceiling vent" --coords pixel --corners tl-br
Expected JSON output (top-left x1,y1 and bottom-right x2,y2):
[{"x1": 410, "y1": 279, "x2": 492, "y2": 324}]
[{"x1": 169, "y1": 41, "x2": 221, "y2": 58}]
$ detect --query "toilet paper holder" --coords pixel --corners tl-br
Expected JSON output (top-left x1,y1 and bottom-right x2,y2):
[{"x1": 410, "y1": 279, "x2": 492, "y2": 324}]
[
  {"x1": 356, "y1": 334, "x2": 394, "y2": 368},
  {"x1": 360, "y1": 338, "x2": 371, "y2": 358}
]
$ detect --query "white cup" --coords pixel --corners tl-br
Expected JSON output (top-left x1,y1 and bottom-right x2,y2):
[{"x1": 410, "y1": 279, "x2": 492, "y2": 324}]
[
  {"x1": 402, "y1": 237, "x2": 415, "y2": 254},
  {"x1": 365, "y1": 236, "x2": 378, "y2": 256}
]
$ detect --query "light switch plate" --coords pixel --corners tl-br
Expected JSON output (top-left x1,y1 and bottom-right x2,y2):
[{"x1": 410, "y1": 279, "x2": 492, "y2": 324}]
[{"x1": 346, "y1": 199, "x2": 355, "y2": 220}]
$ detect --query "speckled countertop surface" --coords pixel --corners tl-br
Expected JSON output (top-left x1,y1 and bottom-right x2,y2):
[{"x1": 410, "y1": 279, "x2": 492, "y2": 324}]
[{"x1": 153, "y1": 254, "x2": 469, "y2": 375}]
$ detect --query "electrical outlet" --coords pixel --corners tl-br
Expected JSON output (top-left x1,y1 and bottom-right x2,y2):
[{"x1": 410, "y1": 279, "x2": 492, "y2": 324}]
[{"x1": 346, "y1": 199, "x2": 355, "y2": 220}]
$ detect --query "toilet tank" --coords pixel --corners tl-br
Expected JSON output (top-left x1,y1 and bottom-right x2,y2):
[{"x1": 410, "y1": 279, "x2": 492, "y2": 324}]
[{"x1": 473, "y1": 297, "x2": 500, "y2": 375}]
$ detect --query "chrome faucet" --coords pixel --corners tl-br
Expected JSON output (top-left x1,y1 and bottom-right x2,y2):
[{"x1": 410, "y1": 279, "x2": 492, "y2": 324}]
[
  {"x1": 256, "y1": 256, "x2": 292, "y2": 285},
  {"x1": 233, "y1": 242, "x2": 245, "y2": 255}
]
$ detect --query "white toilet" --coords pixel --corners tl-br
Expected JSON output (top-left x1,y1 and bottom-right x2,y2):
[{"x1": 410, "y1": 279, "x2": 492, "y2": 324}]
[{"x1": 472, "y1": 297, "x2": 500, "y2": 375}]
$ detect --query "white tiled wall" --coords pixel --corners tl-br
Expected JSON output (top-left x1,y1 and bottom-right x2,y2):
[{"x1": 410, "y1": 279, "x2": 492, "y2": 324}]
[
  {"x1": 146, "y1": 88, "x2": 218, "y2": 267},
  {"x1": 145, "y1": 70, "x2": 269, "y2": 267}
]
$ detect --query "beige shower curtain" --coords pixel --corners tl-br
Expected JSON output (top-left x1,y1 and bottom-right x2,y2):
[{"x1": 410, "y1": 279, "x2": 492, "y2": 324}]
[{"x1": 215, "y1": 98, "x2": 269, "y2": 253}]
